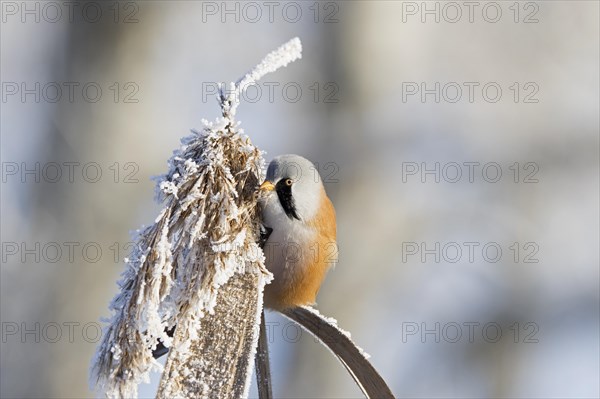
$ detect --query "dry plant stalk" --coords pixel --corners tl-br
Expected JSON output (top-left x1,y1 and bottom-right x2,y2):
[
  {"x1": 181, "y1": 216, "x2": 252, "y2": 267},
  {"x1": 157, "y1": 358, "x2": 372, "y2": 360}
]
[
  {"x1": 91, "y1": 38, "x2": 302, "y2": 398},
  {"x1": 158, "y1": 273, "x2": 264, "y2": 398},
  {"x1": 283, "y1": 306, "x2": 395, "y2": 399},
  {"x1": 254, "y1": 312, "x2": 273, "y2": 398}
]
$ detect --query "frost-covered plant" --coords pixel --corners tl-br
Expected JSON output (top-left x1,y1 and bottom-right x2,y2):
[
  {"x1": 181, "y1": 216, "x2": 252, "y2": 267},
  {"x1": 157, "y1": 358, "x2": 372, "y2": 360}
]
[{"x1": 91, "y1": 38, "x2": 302, "y2": 398}]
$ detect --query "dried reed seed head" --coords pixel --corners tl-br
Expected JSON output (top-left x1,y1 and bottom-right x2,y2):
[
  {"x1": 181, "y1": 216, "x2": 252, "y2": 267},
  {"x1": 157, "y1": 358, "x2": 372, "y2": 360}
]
[{"x1": 92, "y1": 37, "x2": 302, "y2": 398}]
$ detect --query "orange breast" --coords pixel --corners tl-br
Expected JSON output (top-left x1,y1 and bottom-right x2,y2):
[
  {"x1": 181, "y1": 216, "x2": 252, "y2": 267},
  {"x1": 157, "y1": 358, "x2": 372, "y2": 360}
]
[{"x1": 264, "y1": 189, "x2": 337, "y2": 310}]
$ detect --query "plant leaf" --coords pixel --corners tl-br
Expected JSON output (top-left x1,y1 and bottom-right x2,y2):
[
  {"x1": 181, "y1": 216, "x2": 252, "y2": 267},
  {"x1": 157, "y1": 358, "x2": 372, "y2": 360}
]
[{"x1": 282, "y1": 306, "x2": 395, "y2": 399}]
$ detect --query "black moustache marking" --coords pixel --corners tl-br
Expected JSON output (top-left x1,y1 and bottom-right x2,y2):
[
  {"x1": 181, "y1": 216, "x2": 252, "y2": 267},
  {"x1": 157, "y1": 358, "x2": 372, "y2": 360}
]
[{"x1": 275, "y1": 179, "x2": 300, "y2": 220}]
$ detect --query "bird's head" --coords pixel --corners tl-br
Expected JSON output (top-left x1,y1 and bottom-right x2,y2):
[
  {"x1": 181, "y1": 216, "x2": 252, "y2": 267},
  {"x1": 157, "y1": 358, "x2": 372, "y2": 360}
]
[{"x1": 258, "y1": 154, "x2": 325, "y2": 223}]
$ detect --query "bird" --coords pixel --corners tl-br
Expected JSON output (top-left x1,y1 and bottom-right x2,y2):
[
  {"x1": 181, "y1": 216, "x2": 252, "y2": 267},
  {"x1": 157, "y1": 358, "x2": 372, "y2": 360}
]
[
  {"x1": 258, "y1": 154, "x2": 337, "y2": 311},
  {"x1": 152, "y1": 154, "x2": 336, "y2": 358}
]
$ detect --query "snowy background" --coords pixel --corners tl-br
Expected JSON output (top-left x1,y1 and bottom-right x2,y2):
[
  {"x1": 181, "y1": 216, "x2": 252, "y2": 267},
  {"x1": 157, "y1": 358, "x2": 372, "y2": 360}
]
[{"x1": 1, "y1": 1, "x2": 598, "y2": 398}]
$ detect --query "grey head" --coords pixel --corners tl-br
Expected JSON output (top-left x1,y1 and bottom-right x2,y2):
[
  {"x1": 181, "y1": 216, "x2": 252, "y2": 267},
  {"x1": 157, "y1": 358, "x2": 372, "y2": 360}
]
[{"x1": 262, "y1": 154, "x2": 324, "y2": 222}]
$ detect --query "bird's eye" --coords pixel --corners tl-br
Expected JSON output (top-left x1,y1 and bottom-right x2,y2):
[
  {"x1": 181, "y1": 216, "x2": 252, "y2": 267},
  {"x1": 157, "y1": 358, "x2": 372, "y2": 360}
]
[{"x1": 285, "y1": 178, "x2": 293, "y2": 186}]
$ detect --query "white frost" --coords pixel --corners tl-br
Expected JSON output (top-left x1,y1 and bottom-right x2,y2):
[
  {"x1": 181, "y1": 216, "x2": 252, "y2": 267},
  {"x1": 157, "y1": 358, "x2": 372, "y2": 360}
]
[
  {"x1": 223, "y1": 37, "x2": 303, "y2": 117},
  {"x1": 301, "y1": 306, "x2": 371, "y2": 360},
  {"x1": 91, "y1": 38, "x2": 302, "y2": 399}
]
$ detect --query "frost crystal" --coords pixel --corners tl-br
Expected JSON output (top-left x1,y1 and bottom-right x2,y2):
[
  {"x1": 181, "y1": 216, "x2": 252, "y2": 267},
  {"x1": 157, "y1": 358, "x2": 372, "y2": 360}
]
[
  {"x1": 302, "y1": 306, "x2": 371, "y2": 360},
  {"x1": 221, "y1": 37, "x2": 302, "y2": 117},
  {"x1": 91, "y1": 38, "x2": 302, "y2": 399}
]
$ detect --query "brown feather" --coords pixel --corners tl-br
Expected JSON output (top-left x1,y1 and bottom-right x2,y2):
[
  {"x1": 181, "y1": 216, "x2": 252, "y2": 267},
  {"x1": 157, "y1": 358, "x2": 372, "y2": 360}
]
[{"x1": 266, "y1": 186, "x2": 337, "y2": 310}]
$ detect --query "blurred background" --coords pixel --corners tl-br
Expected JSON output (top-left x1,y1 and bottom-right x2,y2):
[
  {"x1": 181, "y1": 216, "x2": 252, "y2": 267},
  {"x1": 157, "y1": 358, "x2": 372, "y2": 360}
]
[{"x1": 1, "y1": 1, "x2": 598, "y2": 398}]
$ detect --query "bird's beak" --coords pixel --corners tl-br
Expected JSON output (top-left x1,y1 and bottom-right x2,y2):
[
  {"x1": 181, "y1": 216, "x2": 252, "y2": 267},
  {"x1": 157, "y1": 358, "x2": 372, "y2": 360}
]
[{"x1": 259, "y1": 180, "x2": 275, "y2": 192}]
